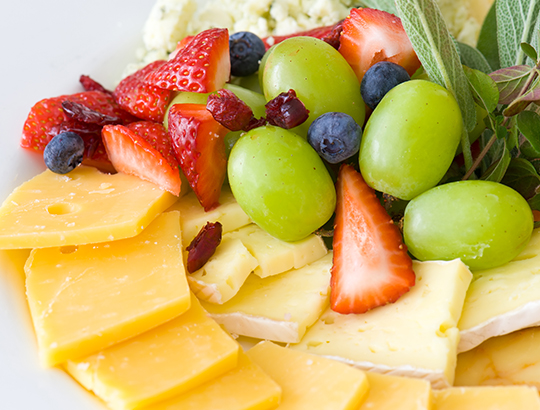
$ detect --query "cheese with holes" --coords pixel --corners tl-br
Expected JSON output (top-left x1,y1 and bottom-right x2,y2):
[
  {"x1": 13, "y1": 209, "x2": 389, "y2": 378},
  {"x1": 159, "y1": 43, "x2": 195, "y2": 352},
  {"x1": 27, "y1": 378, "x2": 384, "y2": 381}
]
[
  {"x1": 0, "y1": 166, "x2": 177, "y2": 249},
  {"x1": 143, "y1": 352, "x2": 281, "y2": 410},
  {"x1": 359, "y1": 372, "x2": 432, "y2": 410},
  {"x1": 458, "y1": 228, "x2": 540, "y2": 353},
  {"x1": 66, "y1": 294, "x2": 239, "y2": 410},
  {"x1": 433, "y1": 386, "x2": 540, "y2": 409},
  {"x1": 25, "y1": 211, "x2": 191, "y2": 367},
  {"x1": 247, "y1": 341, "x2": 369, "y2": 410},
  {"x1": 455, "y1": 326, "x2": 540, "y2": 388},
  {"x1": 227, "y1": 224, "x2": 327, "y2": 278},
  {"x1": 167, "y1": 186, "x2": 251, "y2": 247},
  {"x1": 201, "y1": 252, "x2": 332, "y2": 343},
  {"x1": 188, "y1": 237, "x2": 259, "y2": 304},
  {"x1": 291, "y1": 259, "x2": 472, "y2": 388}
]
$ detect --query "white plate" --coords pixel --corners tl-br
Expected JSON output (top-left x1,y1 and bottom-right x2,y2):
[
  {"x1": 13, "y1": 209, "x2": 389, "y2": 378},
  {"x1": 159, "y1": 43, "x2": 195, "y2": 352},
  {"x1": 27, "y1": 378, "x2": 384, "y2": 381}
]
[{"x1": 0, "y1": 1, "x2": 155, "y2": 408}]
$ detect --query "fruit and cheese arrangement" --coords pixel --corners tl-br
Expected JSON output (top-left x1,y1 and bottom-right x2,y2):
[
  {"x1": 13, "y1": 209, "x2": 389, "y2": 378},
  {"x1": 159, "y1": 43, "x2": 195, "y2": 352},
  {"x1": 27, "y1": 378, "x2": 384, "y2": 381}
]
[{"x1": 3, "y1": 0, "x2": 540, "y2": 408}]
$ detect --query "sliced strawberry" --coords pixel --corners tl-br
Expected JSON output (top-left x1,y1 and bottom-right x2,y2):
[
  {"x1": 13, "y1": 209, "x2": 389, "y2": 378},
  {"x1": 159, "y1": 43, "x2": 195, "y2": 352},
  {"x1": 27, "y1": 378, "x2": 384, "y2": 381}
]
[
  {"x1": 338, "y1": 8, "x2": 421, "y2": 83},
  {"x1": 167, "y1": 103, "x2": 229, "y2": 210},
  {"x1": 144, "y1": 28, "x2": 230, "y2": 93},
  {"x1": 113, "y1": 60, "x2": 173, "y2": 122},
  {"x1": 168, "y1": 35, "x2": 195, "y2": 60},
  {"x1": 125, "y1": 121, "x2": 179, "y2": 170},
  {"x1": 102, "y1": 122, "x2": 181, "y2": 195},
  {"x1": 331, "y1": 164, "x2": 415, "y2": 314},
  {"x1": 262, "y1": 23, "x2": 340, "y2": 50},
  {"x1": 21, "y1": 90, "x2": 136, "y2": 152}
]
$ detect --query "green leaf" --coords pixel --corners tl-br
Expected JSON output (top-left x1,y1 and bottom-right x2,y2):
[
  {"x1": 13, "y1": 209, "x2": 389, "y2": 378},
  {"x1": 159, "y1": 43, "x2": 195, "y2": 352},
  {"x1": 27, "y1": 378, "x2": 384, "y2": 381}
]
[
  {"x1": 463, "y1": 66, "x2": 500, "y2": 112},
  {"x1": 496, "y1": 0, "x2": 540, "y2": 68},
  {"x1": 477, "y1": 1, "x2": 500, "y2": 71},
  {"x1": 356, "y1": 0, "x2": 398, "y2": 14},
  {"x1": 489, "y1": 65, "x2": 534, "y2": 104},
  {"x1": 503, "y1": 76, "x2": 540, "y2": 116},
  {"x1": 482, "y1": 148, "x2": 511, "y2": 182},
  {"x1": 458, "y1": 42, "x2": 493, "y2": 74},
  {"x1": 521, "y1": 42, "x2": 539, "y2": 61},
  {"x1": 518, "y1": 110, "x2": 540, "y2": 151},
  {"x1": 395, "y1": 0, "x2": 477, "y2": 131},
  {"x1": 501, "y1": 157, "x2": 540, "y2": 198}
]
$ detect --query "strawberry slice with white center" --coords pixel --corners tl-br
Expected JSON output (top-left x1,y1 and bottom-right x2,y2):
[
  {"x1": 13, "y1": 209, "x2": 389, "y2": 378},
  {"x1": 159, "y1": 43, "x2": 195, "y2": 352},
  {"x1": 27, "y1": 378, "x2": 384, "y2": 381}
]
[
  {"x1": 102, "y1": 121, "x2": 181, "y2": 196},
  {"x1": 167, "y1": 103, "x2": 229, "y2": 211},
  {"x1": 339, "y1": 8, "x2": 421, "y2": 83},
  {"x1": 331, "y1": 164, "x2": 415, "y2": 314},
  {"x1": 145, "y1": 28, "x2": 230, "y2": 93}
]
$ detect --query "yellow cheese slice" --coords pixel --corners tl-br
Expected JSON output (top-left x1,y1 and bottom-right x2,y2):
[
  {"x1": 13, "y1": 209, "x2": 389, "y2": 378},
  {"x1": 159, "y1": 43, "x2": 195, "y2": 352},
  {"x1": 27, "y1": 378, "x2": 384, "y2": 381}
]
[
  {"x1": 0, "y1": 166, "x2": 177, "y2": 249},
  {"x1": 168, "y1": 186, "x2": 251, "y2": 247},
  {"x1": 227, "y1": 224, "x2": 327, "y2": 278},
  {"x1": 65, "y1": 294, "x2": 239, "y2": 410},
  {"x1": 291, "y1": 259, "x2": 472, "y2": 388},
  {"x1": 188, "y1": 237, "x2": 259, "y2": 304},
  {"x1": 246, "y1": 341, "x2": 369, "y2": 410},
  {"x1": 25, "y1": 211, "x2": 191, "y2": 367},
  {"x1": 458, "y1": 228, "x2": 540, "y2": 353},
  {"x1": 433, "y1": 386, "x2": 540, "y2": 409},
  {"x1": 359, "y1": 372, "x2": 432, "y2": 410},
  {"x1": 143, "y1": 351, "x2": 281, "y2": 410},
  {"x1": 455, "y1": 326, "x2": 540, "y2": 388},
  {"x1": 201, "y1": 252, "x2": 332, "y2": 343}
]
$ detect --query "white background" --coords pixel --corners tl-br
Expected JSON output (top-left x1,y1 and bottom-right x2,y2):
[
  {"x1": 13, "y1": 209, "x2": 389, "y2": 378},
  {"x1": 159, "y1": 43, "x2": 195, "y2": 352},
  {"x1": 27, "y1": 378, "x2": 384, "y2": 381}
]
[{"x1": 0, "y1": 1, "x2": 156, "y2": 409}]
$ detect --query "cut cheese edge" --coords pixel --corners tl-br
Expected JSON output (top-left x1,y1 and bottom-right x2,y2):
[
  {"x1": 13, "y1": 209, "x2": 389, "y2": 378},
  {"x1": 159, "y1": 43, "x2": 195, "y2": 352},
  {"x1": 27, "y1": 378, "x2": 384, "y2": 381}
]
[
  {"x1": 0, "y1": 166, "x2": 177, "y2": 249},
  {"x1": 247, "y1": 341, "x2": 369, "y2": 410},
  {"x1": 455, "y1": 326, "x2": 540, "y2": 389},
  {"x1": 291, "y1": 259, "x2": 472, "y2": 388},
  {"x1": 201, "y1": 252, "x2": 332, "y2": 343},
  {"x1": 66, "y1": 294, "x2": 239, "y2": 410},
  {"x1": 433, "y1": 386, "x2": 540, "y2": 409},
  {"x1": 458, "y1": 228, "x2": 540, "y2": 352},
  {"x1": 25, "y1": 211, "x2": 191, "y2": 367},
  {"x1": 142, "y1": 351, "x2": 281, "y2": 410}
]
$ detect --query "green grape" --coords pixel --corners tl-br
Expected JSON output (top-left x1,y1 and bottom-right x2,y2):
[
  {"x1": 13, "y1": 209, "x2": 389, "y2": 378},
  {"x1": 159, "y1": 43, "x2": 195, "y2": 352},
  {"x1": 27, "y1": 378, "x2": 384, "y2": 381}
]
[
  {"x1": 228, "y1": 125, "x2": 336, "y2": 242},
  {"x1": 359, "y1": 80, "x2": 462, "y2": 200},
  {"x1": 403, "y1": 180, "x2": 534, "y2": 271},
  {"x1": 261, "y1": 37, "x2": 365, "y2": 137}
]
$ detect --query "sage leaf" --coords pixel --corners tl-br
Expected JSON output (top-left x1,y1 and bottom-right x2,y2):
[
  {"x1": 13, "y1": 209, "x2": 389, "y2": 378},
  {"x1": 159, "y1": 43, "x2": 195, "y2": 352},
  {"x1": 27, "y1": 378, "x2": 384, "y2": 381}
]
[
  {"x1": 477, "y1": 1, "x2": 500, "y2": 71},
  {"x1": 395, "y1": 0, "x2": 477, "y2": 131},
  {"x1": 489, "y1": 64, "x2": 533, "y2": 104},
  {"x1": 521, "y1": 42, "x2": 538, "y2": 61},
  {"x1": 357, "y1": 0, "x2": 397, "y2": 14},
  {"x1": 518, "y1": 110, "x2": 540, "y2": 150},
  {"x1": 501, "y1": 157, "x2": 540, "y2": 199},
  {"x1": 458, "y1": 42, "x2": 493, "y2": 74},
  {"x1": 496, "y1": 0, "x2": 540, "y2": 67},
  {"x1": 481, "y1": 141, "x2": 511, "y2": 182},
  {"x1": 504, "y1": 76, "x2": 540, "y2": 116},
  {"x1": 463, "y1": 66, "x2": 500, "y2": 112}
]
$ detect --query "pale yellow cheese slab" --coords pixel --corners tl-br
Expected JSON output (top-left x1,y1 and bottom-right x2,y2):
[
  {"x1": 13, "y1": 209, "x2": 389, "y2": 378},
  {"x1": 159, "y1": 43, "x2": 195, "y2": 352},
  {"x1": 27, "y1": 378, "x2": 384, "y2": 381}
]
[
  {"x1": 433, "y1": 386, "x2": 540, "y2": 409},
  {"x1": 458, "y1": 228, "x2": 540, "y2": 353},
  {"x1": 201, "y1": 252, "x2": 332, "y2": 343},
  {"x1": 455, "y1": 327, "x2": 540, "y2": 389},
  {"x1": 359, "y1": 372, "x2": 432, "y2": 410},
  {"x1": 143, "y1": 352, "x2": 281, "y2": 410},
  {"x1": 291, "y1": 259, "x2": 472, "y2": 388},
  {"x1": 65, "y1": 294, "x2": 239, "y2": 410},
  {"x1": 246, "y1": 341, "x2": 369, "y2": 410},
  {"x1": 25, "y1": 211, "x2": 191, "y2": 367},
  {"x1": 0, "y1": 166, "x2": 177, "y2": 249},
  {"x1": 188, "y1": 237, "x2": 259, "y2": 304},
  {"x1": 227, "y1": 224, "x2": 327, "y2": 278},
  {"x1": 168, "y1": 186, "x2": 251, "y2": 247}
]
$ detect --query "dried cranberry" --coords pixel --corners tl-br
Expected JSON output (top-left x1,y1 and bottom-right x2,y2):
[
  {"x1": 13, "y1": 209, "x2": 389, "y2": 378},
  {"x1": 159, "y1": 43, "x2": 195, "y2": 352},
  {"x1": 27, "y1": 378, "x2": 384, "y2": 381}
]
[
  {"x1": 265, "y1": 89, "x2": 310, "y2": 129},
  {"x1": 206, "y1": 89, "x2": 255, "y2": 131},
  {"x1": 62, "y1": 100, "x2": 120, "y2": 126},
  {"x1": 322, "y1": 20, "x2": 344, "y2": 50},
  {"x1": 186, "y1": 222, "x2": 223, "y2": 273},
  {"x1": 79, "y1": 75, "x2": 112, "y2": 95}
]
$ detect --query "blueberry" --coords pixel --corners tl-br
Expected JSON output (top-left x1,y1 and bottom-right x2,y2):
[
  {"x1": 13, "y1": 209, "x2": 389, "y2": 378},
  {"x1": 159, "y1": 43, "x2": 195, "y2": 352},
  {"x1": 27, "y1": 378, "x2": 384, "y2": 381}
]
[
  {"x1": 229, "y1": 31, "x2": 266, "y2": 77},
  {"x1": 360, "y1": 61, "x2": 411, "y2": 110},
  {"x1": 43, "y1": 132, "x2": 85, "y2": 174},
  {"x1": 307, "y1": 112, "x2": 362, "y2": 164}
]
